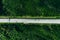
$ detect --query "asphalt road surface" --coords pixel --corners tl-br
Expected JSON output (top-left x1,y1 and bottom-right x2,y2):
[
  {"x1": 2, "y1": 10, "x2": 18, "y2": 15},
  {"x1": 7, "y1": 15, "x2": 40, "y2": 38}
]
[{"x1": 0, "y1": 19, "x2": 60, "y2": 24}]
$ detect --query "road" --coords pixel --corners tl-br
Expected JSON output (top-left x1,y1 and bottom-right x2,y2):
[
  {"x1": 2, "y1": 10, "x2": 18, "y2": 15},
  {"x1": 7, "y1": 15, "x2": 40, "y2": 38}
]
[{"x1": 0, "y1": 19, "x2": 60, "y2": 24}]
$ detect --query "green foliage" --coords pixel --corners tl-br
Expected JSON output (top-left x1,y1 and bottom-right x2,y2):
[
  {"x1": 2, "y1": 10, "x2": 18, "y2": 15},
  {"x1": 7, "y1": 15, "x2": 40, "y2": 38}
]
[
  {"x1": 2, "y1": 0, "x2": 60, "y2": 17},
  {"x1": 0, "y1": 23, "x2": 60, "y2": 40}
]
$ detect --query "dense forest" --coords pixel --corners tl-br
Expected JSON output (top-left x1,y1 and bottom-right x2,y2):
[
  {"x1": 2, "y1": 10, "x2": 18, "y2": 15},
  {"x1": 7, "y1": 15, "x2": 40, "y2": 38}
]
[
  {"x1": 0, "y1": 0, "x2": 60, "y2": 17},
  {"x1": 0, "y1": 23, "x2": 60, "y2": 40}
]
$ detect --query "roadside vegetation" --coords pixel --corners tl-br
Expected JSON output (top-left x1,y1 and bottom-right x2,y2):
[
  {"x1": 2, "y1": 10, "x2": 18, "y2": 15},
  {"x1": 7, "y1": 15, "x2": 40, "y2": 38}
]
[
  {"x1": 2, "y1": 0, "x2": 60, "y2": 17},
  {"x1": 0, "y1": 23, "x2": 60, "y2": 40}
]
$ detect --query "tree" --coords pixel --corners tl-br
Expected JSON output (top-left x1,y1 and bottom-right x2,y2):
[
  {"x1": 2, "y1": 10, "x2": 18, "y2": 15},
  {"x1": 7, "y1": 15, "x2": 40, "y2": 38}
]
[{"x1": 0, "y1": 0, "x2": 3, "y2": 15}]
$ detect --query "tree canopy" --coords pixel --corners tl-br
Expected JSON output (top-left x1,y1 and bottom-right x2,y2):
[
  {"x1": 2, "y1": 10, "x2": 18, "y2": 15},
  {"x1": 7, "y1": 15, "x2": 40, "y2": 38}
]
[{"x1": 0, "y1": 23, "x2": 60, "y2": 40}]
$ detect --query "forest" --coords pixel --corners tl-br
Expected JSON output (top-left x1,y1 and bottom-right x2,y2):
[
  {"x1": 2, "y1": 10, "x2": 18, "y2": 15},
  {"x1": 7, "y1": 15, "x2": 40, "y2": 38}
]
[
  {"x1": 0, "y1": 0, "x2": 60, "y2": 18},
  {"x1": 0, "y1": 23, "x2": 60, "y2": 40}
]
